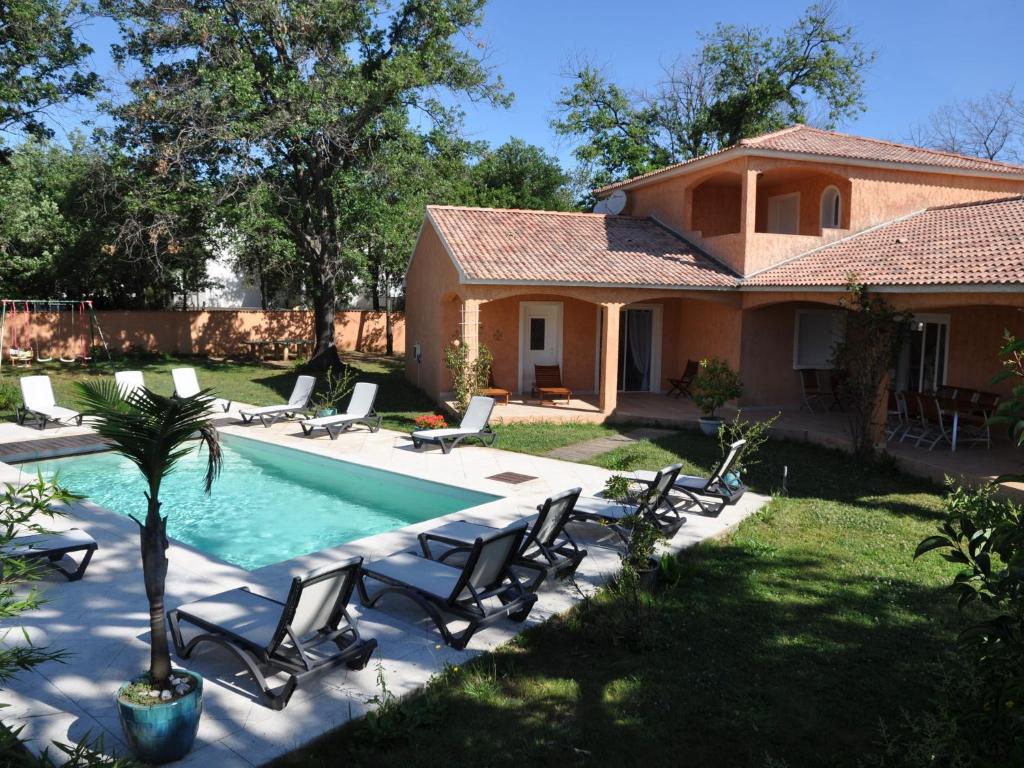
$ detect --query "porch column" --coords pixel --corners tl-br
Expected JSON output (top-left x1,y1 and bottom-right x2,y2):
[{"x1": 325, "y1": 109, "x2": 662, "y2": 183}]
[
  {"x1": 461, "y1": 298, "x2": 483, "y2": 365},
  {"x1": 599, "y1": 302, "x2": 622, "y2": 413}
]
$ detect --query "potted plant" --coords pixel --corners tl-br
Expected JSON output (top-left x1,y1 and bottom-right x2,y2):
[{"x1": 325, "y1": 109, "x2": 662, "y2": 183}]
[
  {"x1": 310, "y1": 365, "x2": 355, "y2": 417},
  {"x1": 77, "y1": 380, "x2": 222, "y2": 764},
  {"x1": 692, "y1": 358, "x2": 744, "y2": 436},
  {"x1": 602, "y1": 475, "x2": 663, "y2": 590}
]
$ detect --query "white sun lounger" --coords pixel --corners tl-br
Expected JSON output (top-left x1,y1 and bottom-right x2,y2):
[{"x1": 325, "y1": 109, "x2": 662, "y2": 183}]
[
  {"x1": 299, "y1": 382, "x2": 381, "y2": 439},
  {"x1": 114, "y1": 370, "x2": 146, "y2": 399},
  {"x1": 410, "y1": 396, "x2": 497, "y2": 454},
  {"x1": 239, "y1": 375, "x2": 316, "y2": 427},
  {"x1": 171, "y1": 367, "x2": 231, "y2": 412},
  {"x1": 16, "y1": 375, "x2": 83, "y2": 429}
]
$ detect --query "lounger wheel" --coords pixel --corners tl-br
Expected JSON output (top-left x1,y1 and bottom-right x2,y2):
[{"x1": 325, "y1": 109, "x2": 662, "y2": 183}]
[
  {"x1": 343, "y1": 639, "x2": 377, "y2": 670},
  {"x1": 412, "y1": 438, "x2": 422, "y2": 449}
]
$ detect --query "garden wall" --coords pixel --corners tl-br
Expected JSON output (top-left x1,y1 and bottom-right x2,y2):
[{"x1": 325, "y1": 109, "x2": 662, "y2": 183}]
[{"x1": 0, "y1": 309, "x2": 404, "y2": 358}]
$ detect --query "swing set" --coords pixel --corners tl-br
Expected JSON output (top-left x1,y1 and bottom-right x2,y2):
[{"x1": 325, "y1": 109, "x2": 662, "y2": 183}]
[{"x1": 0, "y1": 299, "x2": 112, "y2": 370}]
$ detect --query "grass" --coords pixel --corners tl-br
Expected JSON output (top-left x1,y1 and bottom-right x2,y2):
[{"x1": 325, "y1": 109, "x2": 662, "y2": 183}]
[
  {"x1": 272, "y1": 427, "x2": 966, "y2": 767},
  {"x1": 493, "y1": 420, "x2": 625, "y2": 455},
  {"x1": 0, "y1": 355, "x2": 969, "y2": 763}
]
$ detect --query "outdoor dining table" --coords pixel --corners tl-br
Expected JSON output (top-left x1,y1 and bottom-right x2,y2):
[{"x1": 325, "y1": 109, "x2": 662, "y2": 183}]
[
  {"x1": 243, "y1": 338, "x2": 314, "y2": 362},
  {"x1": 938, "y1": 396, "x2": 988, "y2": 453}
]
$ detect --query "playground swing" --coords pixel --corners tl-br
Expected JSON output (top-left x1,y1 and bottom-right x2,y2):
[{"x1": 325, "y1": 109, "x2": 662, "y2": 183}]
[
  {"x1": 58, "y1": 304, "x2": 77, "y2": 363},
  {"x1": 31, "y1": 302, "x2": 53, "y2": 363},
  {"x1": 0, "y1": 299, "x2": 112, "y2": 371}
]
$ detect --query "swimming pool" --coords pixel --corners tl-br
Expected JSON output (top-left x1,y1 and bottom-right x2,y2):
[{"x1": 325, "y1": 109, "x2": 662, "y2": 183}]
[{"x1": 19, "y1": 436, "x2": 498, "y2": 570}]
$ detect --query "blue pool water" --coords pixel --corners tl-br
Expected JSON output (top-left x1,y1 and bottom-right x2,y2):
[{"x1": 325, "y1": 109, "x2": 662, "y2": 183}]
[{"x1": 20, "y1": 436, "x2": 497, "y2": 570}]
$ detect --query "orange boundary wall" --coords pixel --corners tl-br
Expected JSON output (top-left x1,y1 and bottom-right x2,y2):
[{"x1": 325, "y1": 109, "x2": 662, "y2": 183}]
[{"x1": 1, "y1": 309, "x2": 404, "y2": 358}]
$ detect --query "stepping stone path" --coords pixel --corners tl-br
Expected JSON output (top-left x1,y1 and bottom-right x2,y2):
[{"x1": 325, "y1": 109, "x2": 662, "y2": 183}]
[{"x1": 545, "y1": 427, "x2": 678, "y2": 462}]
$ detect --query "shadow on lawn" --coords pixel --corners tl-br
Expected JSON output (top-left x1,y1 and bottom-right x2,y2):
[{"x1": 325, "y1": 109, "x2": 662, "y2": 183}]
[{"x1": 273, "y1": 541, "x2": 960, "y2": 768}]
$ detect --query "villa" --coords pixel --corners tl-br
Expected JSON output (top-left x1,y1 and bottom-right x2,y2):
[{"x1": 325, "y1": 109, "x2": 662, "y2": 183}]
[{"x1": 404, "y1": 125, "x2": 1024, "y2": 414}]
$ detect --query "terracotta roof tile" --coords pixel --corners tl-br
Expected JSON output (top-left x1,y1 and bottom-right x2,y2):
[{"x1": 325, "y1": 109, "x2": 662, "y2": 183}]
[
  {"x1": 427, "y1": 206, "x2": 737, "y2": 288},
  {"x1": 596, "y1": 125, "x2": 1024, "y2": 195},
  {"x1": 744, "y1": 196, "x2": 1024, "y2": 287}
]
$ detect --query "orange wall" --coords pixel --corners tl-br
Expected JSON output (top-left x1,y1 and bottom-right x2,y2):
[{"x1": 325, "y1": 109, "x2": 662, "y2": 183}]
[
  {"x1": 480, "y1": 295, "x2": 599, "y2": 393},
  {"x1": 691, "y1": 183, "x2": 741, "y2": 237},
  {"x1": 1, "y1": 309, "x2": 403, "y2": 359},
  {"x1": 403, "y1": 222, "x2": 464, "y2": 399},
  {"x1": 755, "y1": 174, "x2": 852, "y2": 234}
]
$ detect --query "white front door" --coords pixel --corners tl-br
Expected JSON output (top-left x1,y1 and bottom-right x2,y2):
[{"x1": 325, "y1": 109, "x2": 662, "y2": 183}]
[{"x1": 519, "y1": 301, "x2": 563, "y2": 393}]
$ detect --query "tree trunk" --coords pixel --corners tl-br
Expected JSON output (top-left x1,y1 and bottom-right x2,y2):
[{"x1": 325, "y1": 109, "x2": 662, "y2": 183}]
[
  {"x1": 141, "y1": 493, "x2": 172, "y2": 686},
  {"x1": 384, "y1": 274, "x2": 394, "y2": 357}
]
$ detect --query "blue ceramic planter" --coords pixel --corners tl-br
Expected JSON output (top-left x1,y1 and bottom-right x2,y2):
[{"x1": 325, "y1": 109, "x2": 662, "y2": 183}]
[{"x1": 116, "y1": 669, "x2": 203, "y2": 764}]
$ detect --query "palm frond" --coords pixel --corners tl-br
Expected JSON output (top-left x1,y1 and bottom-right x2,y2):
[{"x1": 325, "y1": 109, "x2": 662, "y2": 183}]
[{"x1": 75, "y1": 380, "x2": 222, "y2": 497}]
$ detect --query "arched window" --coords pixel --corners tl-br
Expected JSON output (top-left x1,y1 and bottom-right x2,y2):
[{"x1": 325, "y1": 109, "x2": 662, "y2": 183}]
[{"x1": 820, "y1": 186, "x2": 841, "y2": 229}]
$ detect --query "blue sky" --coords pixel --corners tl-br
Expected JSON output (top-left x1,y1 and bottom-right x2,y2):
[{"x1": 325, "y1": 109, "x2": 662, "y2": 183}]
[{"x1": 52, "y1": 0, "x2": 1024, "y2": 164}]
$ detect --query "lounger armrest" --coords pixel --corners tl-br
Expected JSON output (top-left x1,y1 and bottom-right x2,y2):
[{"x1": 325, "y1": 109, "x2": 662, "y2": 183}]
[{"x1": 418, "y1": 530, "x2": 477, "y2": 560}]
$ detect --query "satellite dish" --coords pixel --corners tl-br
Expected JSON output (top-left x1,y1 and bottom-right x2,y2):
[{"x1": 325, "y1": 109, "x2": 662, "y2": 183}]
[
  {"x1": 592, "y1": 199, "x2": 611, "y2": 214},
  {"x1": 605, "y1": 189, "x2": 627, "y2": 215}
]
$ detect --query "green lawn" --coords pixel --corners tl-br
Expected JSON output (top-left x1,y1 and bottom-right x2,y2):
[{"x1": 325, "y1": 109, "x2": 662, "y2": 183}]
[
  {"x1": 0, "y1": 356, "x2": 966, "y2": 764},
  {"x1": 271, "y1": 430, "x2": 961, "y2": 767}
]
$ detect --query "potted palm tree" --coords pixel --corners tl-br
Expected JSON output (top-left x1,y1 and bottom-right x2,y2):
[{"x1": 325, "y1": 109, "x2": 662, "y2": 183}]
[{"x1": 77, "y1": 380, "x2": 221, "y2": 764}]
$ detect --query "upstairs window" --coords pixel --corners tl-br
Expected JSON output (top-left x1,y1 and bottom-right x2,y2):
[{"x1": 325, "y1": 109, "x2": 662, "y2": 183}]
[{"x1": 820, "y1": 186, "x2": 841, "y2": 229}]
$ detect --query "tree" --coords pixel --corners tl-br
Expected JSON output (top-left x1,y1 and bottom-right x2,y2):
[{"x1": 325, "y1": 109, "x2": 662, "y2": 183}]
[
  {"x1": 76, "y1": 381, "x2": 221, "y2": 688},
  {"x1": 465, "y1": 138, "x2": 572, "y2": 211},
  {"x1": 103, "y1": 0, "x2": 508, "y2": 362},
  {"x1": 553, "y1": 2, "x2": 872, "y2": 193},
  {"x1": 0, "y1": 0, "x2": 99, "y2": 157},
  {"x1": 830, "y1": 279, "x2": 908, "y2": 460},
  {"x1": 909, "y1": 88, "x2": 1023, "y2": 162}
]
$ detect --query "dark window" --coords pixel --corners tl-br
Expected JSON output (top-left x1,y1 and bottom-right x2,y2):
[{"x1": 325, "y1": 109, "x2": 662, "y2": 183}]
[{"x1": 529, "y1": 318, "x2": 545, "y2": 351}]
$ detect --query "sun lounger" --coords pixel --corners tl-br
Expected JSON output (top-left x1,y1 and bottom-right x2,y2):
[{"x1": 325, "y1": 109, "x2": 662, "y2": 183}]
[
  {"x1": 479, "y1": 372, "x2": 510, "y2": 405},
  {"x1": 666, "y1": 359, "x2": 699, "y2": 399},
  {"x1": 411, "y1": 395, "x2": 496, "y2": 454},
  {"x1": 358, "y1": 523, "x2": 536, "y2": 650},
  {"x1": 533, "y1": 365, "x2": 572, "y2": 405},
  {"x1": 171, "y1": 367, "x2": 231, "y2": 412},
  {"x1": 626, "y1": 439, "x2": 747, "y2": 516},
  {"x1": 239, "y1": 375, "x2": 316, "y2": 428},
  {"x1": 168, "y1": 558, "x2": 376, "y2": 710},
  {"x1": 299, "y1": 382, "x2": 382, "y2": 439},
  {"x1": 16, "y1": 375, "x2": 83, "y2": 429},
  {"x1": 571, "y1": 464, "x2": 686, "y2": 546},
  {"x1": 418, "y1": 487, "x2": 587, "y2": 591},
  {"x1": 114, "y1": 370, "x2": 146, "y2": 399},
  {"x1": 2, "y1": 528, "x2": 98, "y2": 581}
]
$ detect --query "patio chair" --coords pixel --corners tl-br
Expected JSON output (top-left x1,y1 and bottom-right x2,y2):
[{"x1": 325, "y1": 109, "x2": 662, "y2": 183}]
[
  {"x1": 171, "y1": 368, "x2": 232, "y2": 412},
  {"x1": 917, "y1": 394, "x2": 952, "y2": 450},
  {"x1": 533, "y1": 365, "x2": 572, "y2": 405},
  {"x1": 479, "y1": 371, "x2": 510, "y2": 405},
  {"x1": 666, "y1": 359, "x2": 699, "y2": 399},
  {"x1": 114, "y1": 370, "x2": 146, "y2": 400},
  {"x1": 300, "y1": 382, "x2": 382, "y2": 439},
  {"x1": 357, "y1": 523, "x2": 536, "y2": 650},
  {"x1": 16, "y1": 375, "x2": 83, "y2": 429},
  {"x1": 168, "y1": 558, "x2": 376, "y2": 710},
  {"x1": 799, "y1": 369, "x2": 827, "y2": 413},
  {"x1": 900, "y1": 394, "x2": 934, "y2": 447},
  {"x1": 2, "y1": 528, "x2": 97, "y2": 581},
  {"x1": 417, "y1": 487, "x2": 587, "y2": 592},
  {"x1": 570, "y1": 463, "x2": 686, "y2": 546},
  {"x1": 411, "y1": 395, "x2": 496, "y2": 454},
  {"x1": 627, "y1": 439, "x2": 748, "y2": 516},
  {"x1": 886, "y1": 391, "x2": 909, "y2": 442},
  {"x1": 239, "y1": 375, "x2": 316, "y2": 428}
]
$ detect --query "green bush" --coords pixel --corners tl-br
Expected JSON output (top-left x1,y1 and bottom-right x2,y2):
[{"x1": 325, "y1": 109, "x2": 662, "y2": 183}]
[
  {"x1": 692, "y1": 358, "x2": 742, "y2": 418},
  {"x1": 0, "y1": 377, "x2": 19, "y2": 412},
  {"x1": 915, "y1": 481, "x2": 1024, "y2": 763}
]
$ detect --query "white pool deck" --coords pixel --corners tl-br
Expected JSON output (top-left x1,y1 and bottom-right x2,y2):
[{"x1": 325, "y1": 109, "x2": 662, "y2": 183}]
[{"x1": 0, "y1": 408, "x2": 766, "y2": 766}]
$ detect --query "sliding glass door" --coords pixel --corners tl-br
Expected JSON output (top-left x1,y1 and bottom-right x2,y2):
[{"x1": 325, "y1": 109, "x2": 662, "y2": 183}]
[{"x1": 895, "y1": 314, "x2": 949, "y2": 392}]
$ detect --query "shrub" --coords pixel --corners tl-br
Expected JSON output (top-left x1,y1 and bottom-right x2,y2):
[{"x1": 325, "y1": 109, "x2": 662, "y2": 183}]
[
  {"x1": 830, "y1": 279, "x2": 909, "y2": 460},
  {"x1": 310, "y1": 365, "x2": 355, "y2": 413},
  {"x1": 692, "y1": 358, "x2": 742, "y2": 418},
  {"x1": 717, "y1": 409, "x2": 779, "y2": 472},
  {"x1": 0, "y1": 377, "x2": 18, "y2": 412},
  {"x1": 990, "y1": 331, "x2": 1024, "y2": 482},
  {"x1": 914, "y1": 481, "x2": 1024, "y2": 762},
  {"x1": 443, "y1": 341, "x2": 493, "y2": 414}
]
